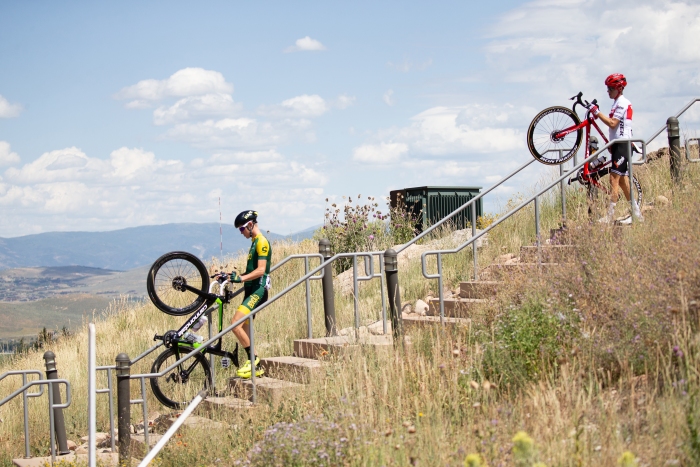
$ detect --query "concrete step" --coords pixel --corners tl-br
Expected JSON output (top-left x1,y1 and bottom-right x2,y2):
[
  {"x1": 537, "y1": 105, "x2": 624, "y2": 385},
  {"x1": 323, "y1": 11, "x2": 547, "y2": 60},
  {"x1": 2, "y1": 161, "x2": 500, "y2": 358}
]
[
  {"x1": 259, "y1": 356, "x2": 322, "y2": 384},
  {"x1": 201, "y1": 396, "x2": 255, "y2": 413},
  {"x1": 402, "y1": 315, "x2": 471, "y2": 329},
  {"x1": 459, "y1": 281, "x2": 502, "y2": 299},
  {"x1": 484, "y1": 263, "x2": 562, "y2": 279},
  {"x1": 13, "y1": 452, "x2": 119, "y2": 467},
  {"x1": 427, "y1": 298, "x2": 491, "y2": 318},
  {"x1": 229, "y1": 376, "x2": 304, "y2": 404},
  {"x1": 519, "y1": 245, "x2": 577, "y2": 263},
  {"x1": 294, "y1": 335, "x2": 394, "y2": 359}
]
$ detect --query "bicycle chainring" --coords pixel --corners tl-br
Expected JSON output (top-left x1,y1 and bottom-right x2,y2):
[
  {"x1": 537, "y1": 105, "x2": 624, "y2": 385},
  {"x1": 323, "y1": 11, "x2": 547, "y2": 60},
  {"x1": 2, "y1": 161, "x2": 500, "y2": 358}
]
[{"x1": 162, "y1": 330, "x2": 179, "y2": 348}]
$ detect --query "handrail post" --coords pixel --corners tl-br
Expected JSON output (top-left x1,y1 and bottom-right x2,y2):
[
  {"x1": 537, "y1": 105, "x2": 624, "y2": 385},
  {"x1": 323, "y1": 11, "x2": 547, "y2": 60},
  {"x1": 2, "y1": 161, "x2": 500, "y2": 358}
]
[
  {"x1": 534, "y1": 197, "x2": 541, "y2": 264},
  {"x1": 249, "y1": 316, "x2": 257, "y2": 404},
  {"x1": 21, "y1": 373, "x2": 31, "y2": 458},
  {"x1": 43, "y1": 351, "x2": 70, "y2": 455},
  {"x1": 319, "y1": 239, "x2": 337, "y2": 337},
  {"x1": 88, "y1": 324, "x2": 96, "y2": 467},
  {"x1": 471, "y1": 198, "x2": 478, "y2": 280},
  {"x1": 116, "y1": 353, "x2": 131, "y2": 466},
  {"x1": 304, "y1": 257, "x2": 312, "y2": 339},
  {"x1": 559, "y1": 153, "x2": 567, "y2": 224},
  {"x1": 667, "y1": 116, "x2": 682, "y2": 184},
  {"x1": 383, "y1": 249, "x2": 403, "y2": 343}
]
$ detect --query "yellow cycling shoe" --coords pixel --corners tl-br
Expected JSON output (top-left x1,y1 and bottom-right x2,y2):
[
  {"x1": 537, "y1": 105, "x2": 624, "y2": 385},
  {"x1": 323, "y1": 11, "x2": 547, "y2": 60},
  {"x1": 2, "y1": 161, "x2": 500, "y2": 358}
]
[{"x1": 236, "y1": 357, "x2": 264, "y2": 379}]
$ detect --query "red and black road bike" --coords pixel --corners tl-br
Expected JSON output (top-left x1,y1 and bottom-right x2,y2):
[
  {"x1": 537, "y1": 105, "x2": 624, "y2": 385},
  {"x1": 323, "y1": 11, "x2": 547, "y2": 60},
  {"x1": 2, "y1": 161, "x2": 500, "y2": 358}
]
[{"x1": 526, "y1": 92, "x2": 642, "y2": 206}]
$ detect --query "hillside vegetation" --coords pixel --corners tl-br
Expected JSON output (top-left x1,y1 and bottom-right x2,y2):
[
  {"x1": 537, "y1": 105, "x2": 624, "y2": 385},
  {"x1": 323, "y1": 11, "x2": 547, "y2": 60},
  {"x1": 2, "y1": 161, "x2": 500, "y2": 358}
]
[{"x1": 1, "y1": 152, "x2": 700, "y2": 466}]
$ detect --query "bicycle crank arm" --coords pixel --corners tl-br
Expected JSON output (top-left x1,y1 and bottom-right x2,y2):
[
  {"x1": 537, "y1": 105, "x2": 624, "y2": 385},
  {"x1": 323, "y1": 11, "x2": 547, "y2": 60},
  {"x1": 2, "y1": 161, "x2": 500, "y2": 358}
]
[{"x1": 181, "y1": 283, "x2": 218, "y2": 300}]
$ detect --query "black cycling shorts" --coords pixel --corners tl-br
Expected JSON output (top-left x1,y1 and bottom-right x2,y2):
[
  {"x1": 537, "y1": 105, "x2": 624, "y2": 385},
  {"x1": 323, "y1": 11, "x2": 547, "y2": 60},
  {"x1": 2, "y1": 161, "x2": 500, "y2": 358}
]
[
  {"x1": 610, "y1": 142, "x2": 630, "y2": 176},
  {"x1": 237, "y1": 287, "x2": 268, "y2": 317}
]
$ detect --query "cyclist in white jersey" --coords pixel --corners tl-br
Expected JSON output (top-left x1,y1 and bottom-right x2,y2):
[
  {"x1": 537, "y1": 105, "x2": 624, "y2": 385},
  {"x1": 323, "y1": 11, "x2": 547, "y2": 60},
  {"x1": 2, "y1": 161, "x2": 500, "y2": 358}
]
[{"x1": 589, "y1": 73, "x2": 643, "y2": 224}]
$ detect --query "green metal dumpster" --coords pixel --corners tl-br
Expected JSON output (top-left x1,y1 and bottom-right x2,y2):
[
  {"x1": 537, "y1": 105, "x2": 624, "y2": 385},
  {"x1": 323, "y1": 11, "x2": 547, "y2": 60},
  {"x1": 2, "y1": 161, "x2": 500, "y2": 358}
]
[{"x1": 389, "y1": 186, "x2": 483, "y2": 233}]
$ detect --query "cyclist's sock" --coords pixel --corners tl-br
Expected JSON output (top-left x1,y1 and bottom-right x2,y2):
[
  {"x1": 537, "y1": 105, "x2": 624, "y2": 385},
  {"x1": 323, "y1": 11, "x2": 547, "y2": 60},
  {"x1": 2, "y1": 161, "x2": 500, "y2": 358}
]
[
  {"x1": 244, "y1": 346, "x2": 252, "y2": 361},
  {"x1": 607, "y1": 202, "x2": 616, "y2": 219}
]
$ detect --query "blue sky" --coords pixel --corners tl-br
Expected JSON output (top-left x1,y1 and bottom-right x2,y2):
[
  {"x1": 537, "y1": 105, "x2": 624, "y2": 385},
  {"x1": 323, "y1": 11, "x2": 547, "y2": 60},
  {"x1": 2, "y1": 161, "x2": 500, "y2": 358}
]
[{"x1": 1, "y1": 0, "x2": 699, "y2": 237}]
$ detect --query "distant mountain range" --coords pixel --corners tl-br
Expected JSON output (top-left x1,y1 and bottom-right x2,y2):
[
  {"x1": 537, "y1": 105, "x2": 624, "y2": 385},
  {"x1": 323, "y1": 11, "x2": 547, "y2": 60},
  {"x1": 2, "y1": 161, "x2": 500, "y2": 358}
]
[{"x1": 0, "y1": 223, "x2": 319, "y2": 271}]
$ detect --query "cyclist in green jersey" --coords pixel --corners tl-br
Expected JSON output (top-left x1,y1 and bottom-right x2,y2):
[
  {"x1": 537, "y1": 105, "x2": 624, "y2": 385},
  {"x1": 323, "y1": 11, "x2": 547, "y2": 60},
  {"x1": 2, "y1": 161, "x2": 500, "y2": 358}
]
[{"x1": 224, "y1": 210, "x2": 272, "y2": 378}]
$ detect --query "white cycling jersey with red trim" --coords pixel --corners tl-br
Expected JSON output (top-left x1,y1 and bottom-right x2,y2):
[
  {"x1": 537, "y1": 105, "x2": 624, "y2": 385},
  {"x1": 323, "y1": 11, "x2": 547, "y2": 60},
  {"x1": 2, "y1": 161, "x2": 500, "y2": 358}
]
[{"x1": 608, "y1": 95, "x2": 633, "y2": 141}]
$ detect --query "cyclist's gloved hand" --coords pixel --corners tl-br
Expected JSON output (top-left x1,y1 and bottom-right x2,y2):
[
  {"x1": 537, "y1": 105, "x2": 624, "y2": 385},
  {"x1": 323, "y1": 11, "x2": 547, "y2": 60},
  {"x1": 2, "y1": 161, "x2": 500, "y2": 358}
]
[
  {"x1": 229, "y1": 271, "x2": 242, "y2": 283},
  {"x1": 589, "y1": 105, "x2": 600, "y2": 118}
]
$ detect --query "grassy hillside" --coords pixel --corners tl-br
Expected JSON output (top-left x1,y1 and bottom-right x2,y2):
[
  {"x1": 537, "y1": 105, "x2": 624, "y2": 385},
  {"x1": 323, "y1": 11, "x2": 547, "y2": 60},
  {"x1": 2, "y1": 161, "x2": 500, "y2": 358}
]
[
  {"x1": 0, "y1": 265, "x2": 149, "y2": 340},
  {"x1": 1, "y1": 153, "x2": 699, "y2": 466}
]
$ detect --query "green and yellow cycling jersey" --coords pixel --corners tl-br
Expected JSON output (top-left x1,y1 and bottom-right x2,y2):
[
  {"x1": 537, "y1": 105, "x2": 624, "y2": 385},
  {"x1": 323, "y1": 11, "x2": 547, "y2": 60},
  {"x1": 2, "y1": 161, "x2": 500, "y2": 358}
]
[{"x1": 244, "y1": 233, "x2": 272, "y2": 289}]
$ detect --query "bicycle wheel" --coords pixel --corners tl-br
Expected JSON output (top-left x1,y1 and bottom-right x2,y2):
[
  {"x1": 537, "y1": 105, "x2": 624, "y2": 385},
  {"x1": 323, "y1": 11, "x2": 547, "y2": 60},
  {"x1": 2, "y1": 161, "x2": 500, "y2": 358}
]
[
  {"x1": 630, "y1": 174, "x2": 643, "y2": 207},
  {"x1": 527, "y1": 106, "x2": 582, "y2": 165},
  {"x1": 147, "y1": 251, "x2": 210, "y2": 316},
  {"x1": 150, "y1": 347, "x2": 212, "y2": 409}
]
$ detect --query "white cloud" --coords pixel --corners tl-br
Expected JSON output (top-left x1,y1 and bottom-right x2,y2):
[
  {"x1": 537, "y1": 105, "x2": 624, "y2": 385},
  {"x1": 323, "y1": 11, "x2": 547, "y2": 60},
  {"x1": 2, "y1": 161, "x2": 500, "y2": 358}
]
[
  {"x1": 483, "y1": 0, "x2": 700, "y2": 139},
  {"x1": 334, "y1": 94, "x2": 356, "y2": 109},
  {"x1": 116, "y1": 68, "x2": 233, "y2": 103},
  {"x1": 259, "y1": 94, "x2": 328, "y2": 118},
  {"x1": 153, "y1": 93, "x2": 242, "y2": 125},
  {"x1": 0, "y1": 141, "x2": 20, "y2": 166},
  {"x1": 383, "y1": 89, "x2": 395, "y2": 106},
  {"x1": 387, "y1": 58, "x2": 433, "y2": 73},
  {"x1": 357, "y1": 104, "x2": 527, "y2": 162},
  {"x1": 284, "y1": 36, "x2": 327, "y2": 53},
  {"x1": 0, "y1": 146, "x2": 327, "y2": 236},
  {"x1": 353, "y1": 143, "x2": 408, "y2": 164},
  {"x1": 164, "y1": 116, "x2": 316, "y2": 149},
  {"x1": 0, "y1": 95, "x2": 22, "y2": 118}
]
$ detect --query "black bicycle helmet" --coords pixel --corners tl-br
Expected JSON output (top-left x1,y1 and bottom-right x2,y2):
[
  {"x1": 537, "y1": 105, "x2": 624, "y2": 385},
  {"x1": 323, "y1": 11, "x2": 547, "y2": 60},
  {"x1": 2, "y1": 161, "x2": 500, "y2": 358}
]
[
  {"x1": 234, "y1": 210, "x2": 258, "y2": 228},
  {"x1": 589, "y1": 135, "x2": 599, "y2": 151}
]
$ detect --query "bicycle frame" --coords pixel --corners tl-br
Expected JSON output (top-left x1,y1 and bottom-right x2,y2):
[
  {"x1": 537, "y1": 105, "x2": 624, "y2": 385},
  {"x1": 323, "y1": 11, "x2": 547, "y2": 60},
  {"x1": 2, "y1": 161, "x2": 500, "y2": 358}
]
[
  {"x1": 155, "y1": 280, "x2": 242, "y2": 366},
  {"x1": 553, "y1": 93, "x2": 611, "y2": 180}
]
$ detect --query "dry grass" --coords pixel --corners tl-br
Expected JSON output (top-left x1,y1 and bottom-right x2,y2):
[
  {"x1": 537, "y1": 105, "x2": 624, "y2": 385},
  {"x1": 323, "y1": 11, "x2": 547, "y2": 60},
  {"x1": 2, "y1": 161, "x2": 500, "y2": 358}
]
[{"x1": 2, "y1": 153, "x2": 700, "y2": 466}]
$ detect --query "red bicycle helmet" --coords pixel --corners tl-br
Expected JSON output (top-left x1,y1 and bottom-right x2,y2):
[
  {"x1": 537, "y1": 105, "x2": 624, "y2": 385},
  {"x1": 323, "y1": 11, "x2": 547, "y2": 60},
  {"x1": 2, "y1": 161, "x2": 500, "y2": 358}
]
[{"x1": 605, "y1": 73, "x2": 627, "y2": 90}]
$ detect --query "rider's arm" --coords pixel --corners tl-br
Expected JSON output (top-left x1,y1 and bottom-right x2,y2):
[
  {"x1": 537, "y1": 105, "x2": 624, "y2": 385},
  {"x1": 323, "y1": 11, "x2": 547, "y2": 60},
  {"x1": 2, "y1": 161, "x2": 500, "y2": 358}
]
[
  {"x1": 596, "y1": 113, "x2": 620, "y2": 130},
  {"x1": 241, "y1": 259, "x2": 267, "y2": 282}
]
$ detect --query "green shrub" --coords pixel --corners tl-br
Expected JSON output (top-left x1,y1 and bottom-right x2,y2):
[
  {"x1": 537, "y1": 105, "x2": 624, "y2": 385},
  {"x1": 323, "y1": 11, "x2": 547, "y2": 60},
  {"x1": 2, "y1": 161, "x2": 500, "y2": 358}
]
[
  {"x1": 482, "y1": 294, "x2": 579, "y2": 388},
  {"x1": 236, "y1": 416, "x2": 353, "y2": 467}
]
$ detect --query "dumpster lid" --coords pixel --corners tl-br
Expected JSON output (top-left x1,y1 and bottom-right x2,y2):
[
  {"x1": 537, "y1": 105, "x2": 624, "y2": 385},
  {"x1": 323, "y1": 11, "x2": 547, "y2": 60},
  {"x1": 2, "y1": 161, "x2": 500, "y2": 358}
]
[{"x1": 401, "y1": 186, "x2": 483, "y2": 192}]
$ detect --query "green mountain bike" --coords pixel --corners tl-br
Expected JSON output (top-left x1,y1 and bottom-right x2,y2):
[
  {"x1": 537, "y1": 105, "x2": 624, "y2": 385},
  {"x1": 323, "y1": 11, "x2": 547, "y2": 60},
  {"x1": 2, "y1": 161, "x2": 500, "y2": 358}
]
[{"x1": 147, "y1": 251, "x2": 242, "y2": 409}]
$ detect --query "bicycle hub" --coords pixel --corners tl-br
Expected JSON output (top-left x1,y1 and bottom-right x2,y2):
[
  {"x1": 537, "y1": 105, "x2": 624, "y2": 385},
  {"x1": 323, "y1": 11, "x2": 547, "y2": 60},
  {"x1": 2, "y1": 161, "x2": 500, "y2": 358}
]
[{"x1": 172, "y1": 276, "x2": 187, "y2": 291}]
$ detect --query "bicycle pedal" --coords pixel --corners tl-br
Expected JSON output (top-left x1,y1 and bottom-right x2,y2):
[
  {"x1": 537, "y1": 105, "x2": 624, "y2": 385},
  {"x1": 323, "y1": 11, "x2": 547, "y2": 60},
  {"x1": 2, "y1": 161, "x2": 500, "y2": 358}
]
[{"x1": 221, "y1": 357, "x2": 232, "y2": 368}]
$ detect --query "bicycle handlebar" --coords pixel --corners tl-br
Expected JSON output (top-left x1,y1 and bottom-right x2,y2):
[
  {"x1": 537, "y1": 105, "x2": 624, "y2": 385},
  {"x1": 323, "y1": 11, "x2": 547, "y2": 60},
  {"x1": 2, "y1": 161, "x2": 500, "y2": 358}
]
[{"x1": 570, "y1": 91, "x2": 597, "y2": 117}]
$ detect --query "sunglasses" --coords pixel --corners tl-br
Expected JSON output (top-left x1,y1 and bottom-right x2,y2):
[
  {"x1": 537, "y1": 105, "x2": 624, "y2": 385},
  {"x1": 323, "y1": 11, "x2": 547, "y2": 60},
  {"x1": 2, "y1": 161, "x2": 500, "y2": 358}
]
[
  {"x1": 238, "y1": 222, "x2": 251, "y2": 233},
  {"x1": 607, "y1": 86, "x2": 616, "y2": 92}
]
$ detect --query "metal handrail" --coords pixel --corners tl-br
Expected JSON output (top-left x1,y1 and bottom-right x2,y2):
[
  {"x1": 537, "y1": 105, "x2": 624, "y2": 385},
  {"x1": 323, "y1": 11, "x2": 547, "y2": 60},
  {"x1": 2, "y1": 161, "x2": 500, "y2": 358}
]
[
  {"x1": 137, "y1": 390, "x2": 207, "y2": 467},
  {"x1": 0, "y1": 378, "x2": 71, "y2": 463},
  {"x1": 421, "y1": 138, "x2": 646, "y2": 323},
  {"x1": 0, "y1": 370, "x2": 44, "y2": 458},
  {"x1": 393, "y1": 158, "x2": 538, "y2": 282},
  {"x1": 130, "y1": 250, "x2": 387, "y2": 381},
  {"x1": 270, "y1": 253, "x2": 324, "y2": 338},
  {"x1": 125, "y1": 247, "x2": 389, "y2": 465},
  {"x1": 646, "y1": 98, "x2": 700, "y2": 145}
]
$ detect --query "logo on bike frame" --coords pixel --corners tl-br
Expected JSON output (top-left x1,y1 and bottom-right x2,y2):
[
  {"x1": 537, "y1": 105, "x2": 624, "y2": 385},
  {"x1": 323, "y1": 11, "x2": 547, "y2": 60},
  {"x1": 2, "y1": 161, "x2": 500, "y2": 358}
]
[{"x1": 177, "y1": 303, "x2": 209, "y2": 337}]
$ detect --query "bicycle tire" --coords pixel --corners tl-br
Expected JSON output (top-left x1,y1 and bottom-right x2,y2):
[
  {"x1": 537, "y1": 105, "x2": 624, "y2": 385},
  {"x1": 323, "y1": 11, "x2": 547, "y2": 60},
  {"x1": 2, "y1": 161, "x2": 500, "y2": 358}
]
[
  {"x1": 150, "y1": 347, "x2": 212, "y2": 409},
  {"x1": 147, "y1": 251, "x2": 210, "y2": 316},
  {"x1": 630, "y1": 173, "x2": 643, "y2": 207},
  {"x1": 527, "y1": 106, "x2": 582, "y2": 165}
]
